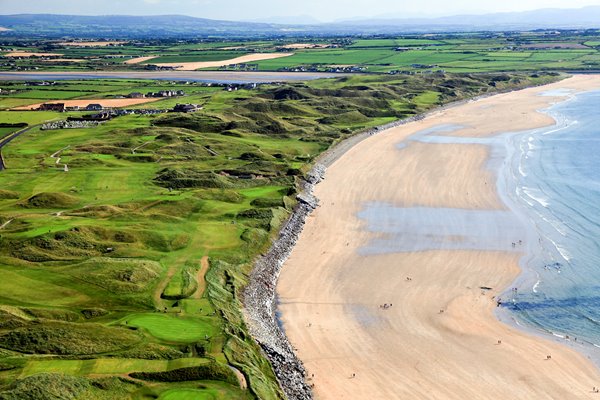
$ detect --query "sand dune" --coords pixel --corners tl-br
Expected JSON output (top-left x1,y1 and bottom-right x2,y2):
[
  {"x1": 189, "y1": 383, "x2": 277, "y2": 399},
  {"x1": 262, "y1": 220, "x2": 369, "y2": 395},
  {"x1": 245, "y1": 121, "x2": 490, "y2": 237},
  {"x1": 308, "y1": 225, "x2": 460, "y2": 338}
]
[
  {"x1": 13, "y1": 98, "x2": 163, "y2": 110},
  {"x1": 277, "y1": 75, "x2": 600, "y2": 399},
  {"x1": 151, "y1": 52, "x2": 294, "y2": 71}
]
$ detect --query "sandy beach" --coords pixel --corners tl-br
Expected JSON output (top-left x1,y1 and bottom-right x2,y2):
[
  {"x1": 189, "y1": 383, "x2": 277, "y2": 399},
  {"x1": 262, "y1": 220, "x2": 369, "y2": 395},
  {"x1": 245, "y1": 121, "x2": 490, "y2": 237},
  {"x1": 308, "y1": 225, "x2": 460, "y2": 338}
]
[{"x1": 277, "y1": 75, "x2": 600, "y2": 399}]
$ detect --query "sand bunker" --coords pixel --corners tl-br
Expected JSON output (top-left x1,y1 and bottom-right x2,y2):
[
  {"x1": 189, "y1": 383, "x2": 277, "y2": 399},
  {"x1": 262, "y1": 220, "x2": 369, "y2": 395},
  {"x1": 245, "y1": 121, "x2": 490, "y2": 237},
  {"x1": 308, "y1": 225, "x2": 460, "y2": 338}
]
[
  {"x1": 151, "y1": 53, "x2": 294, "y2": 71},
  {"x1": 4, "y1": 52, "x2": 64, "y2": 57},
  {"x1": 13, "y1": 98, "x2": 163, "y2": 110}
]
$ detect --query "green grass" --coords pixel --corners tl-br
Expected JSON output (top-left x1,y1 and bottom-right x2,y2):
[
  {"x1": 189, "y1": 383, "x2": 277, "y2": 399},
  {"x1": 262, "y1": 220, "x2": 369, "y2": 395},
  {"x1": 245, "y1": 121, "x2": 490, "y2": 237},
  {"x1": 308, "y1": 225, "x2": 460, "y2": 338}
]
[
  {"x1": 159, "y1": 389, "x2": 215, "y2": 400},
  {"x1": 20, "y1": 358, "x2": 210, "y2": 378},
  {"x1": 124, "y1": 314, "x2": 218, "y2": 342}
]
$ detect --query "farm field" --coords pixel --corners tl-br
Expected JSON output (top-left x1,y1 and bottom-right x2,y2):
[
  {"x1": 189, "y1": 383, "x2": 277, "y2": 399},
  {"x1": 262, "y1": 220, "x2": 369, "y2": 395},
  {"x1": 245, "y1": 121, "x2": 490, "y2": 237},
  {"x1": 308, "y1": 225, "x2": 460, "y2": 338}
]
[
  {"x1": 0, "y1": 71, "x2": 562, "y2": 398},
  {"x1": 3, "y1": 32, "x2": 600, "y2": 73}
]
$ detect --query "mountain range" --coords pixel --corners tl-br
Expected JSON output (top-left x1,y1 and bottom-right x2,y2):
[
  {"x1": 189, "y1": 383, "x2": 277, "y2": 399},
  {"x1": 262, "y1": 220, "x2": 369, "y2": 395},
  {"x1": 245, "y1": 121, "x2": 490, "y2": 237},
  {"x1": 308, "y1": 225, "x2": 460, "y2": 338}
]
[{"x1": 1, "y1": 6, "x2": 600, "y2": 38}]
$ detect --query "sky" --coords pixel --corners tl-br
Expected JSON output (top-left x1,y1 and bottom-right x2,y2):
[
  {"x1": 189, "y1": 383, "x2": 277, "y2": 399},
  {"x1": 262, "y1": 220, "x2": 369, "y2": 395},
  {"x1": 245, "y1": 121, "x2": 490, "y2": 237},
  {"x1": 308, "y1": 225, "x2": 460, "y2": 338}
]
[{"x1": 2, "y1": 0, "x2": 600, "y2": 22}]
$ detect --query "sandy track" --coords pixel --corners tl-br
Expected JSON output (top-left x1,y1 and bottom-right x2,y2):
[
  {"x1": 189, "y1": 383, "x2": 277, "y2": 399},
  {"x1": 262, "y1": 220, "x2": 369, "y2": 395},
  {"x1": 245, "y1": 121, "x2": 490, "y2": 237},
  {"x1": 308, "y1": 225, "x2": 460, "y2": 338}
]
[
  {"x1": 13, "y1": 98, "x2": 163, "y2": 110},
  {"x1": 278, "y1": 75, "x2": 600, "y2": 399},
  {"x1": 151, "y1": 53, "x2": 294, "y2": 71}
]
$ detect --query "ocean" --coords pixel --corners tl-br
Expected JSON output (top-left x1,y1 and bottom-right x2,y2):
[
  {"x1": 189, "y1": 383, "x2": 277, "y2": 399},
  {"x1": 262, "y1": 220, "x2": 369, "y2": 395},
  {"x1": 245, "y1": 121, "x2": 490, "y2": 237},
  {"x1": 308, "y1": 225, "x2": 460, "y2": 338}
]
[
  {"x1": 355, "y1": 89, "x2": 600, "y2": 356},
  {"x1": 501, "y1": 89, "x2": 600, "y2": 352}
]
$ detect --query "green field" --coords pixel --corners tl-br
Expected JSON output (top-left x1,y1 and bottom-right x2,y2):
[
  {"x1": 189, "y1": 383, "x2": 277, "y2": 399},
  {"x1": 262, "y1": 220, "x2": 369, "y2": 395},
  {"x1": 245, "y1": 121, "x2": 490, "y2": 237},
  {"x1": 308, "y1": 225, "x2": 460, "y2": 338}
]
[{"x1": 4, "y1": 33, "x2": 600, "y2": 73}]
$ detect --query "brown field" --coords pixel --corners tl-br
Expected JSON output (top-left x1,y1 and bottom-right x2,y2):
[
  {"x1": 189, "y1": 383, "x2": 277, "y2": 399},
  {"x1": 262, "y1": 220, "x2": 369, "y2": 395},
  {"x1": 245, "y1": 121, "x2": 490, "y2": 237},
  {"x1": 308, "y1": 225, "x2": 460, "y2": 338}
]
[
  {"x1": 124, "y1": 56, "x2": 159, "y2": 64},
  {"x1": 58, "y1": 41, "x2": 127, "y2": 47},
  {"x1": 4, "y1": 51, "x2": 64, "y2": 57},
  {"x1": 13, "y1": 98, "x2": 163, "y2": 110},
  {"x1": 152, "y1": 52, "x2": 294, "y2": 71}
]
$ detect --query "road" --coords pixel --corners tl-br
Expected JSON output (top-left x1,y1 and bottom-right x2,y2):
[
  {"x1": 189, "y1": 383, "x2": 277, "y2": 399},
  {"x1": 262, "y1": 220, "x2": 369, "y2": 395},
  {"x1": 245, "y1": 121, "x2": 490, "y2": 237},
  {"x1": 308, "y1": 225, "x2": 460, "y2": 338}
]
[{"x1": 0, "y1": 125, "x2": 36, "y2": 170}]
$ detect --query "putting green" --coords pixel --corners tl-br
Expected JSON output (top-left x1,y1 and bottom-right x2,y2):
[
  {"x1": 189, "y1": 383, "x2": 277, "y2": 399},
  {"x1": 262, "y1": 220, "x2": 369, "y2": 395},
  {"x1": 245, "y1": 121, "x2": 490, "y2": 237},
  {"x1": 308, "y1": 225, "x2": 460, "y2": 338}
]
[
  {"x1": 124, "y1": 313, "x2": 217, "y2": 342},
  {"x1": 159, "y1": 389, "x2": 215, "y2": 400}
]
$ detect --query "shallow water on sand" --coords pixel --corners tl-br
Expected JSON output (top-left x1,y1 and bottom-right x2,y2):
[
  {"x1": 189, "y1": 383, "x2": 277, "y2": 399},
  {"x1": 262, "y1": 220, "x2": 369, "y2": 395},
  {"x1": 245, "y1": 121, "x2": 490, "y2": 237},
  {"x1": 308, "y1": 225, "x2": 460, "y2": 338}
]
[
  {"x1": 358, "y1": 91, "x2": 600, "y2": 351},
  {"x1": 501, "y1": 90, "x2": 600, "y2": 347}
]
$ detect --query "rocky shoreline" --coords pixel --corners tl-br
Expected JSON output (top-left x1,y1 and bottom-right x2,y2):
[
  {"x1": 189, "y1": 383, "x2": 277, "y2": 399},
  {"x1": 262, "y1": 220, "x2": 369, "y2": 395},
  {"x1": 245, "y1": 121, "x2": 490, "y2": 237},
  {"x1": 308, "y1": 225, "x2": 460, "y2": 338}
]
[{"x1": 241, "y1": 114, "x2": 428, "y2": 400}]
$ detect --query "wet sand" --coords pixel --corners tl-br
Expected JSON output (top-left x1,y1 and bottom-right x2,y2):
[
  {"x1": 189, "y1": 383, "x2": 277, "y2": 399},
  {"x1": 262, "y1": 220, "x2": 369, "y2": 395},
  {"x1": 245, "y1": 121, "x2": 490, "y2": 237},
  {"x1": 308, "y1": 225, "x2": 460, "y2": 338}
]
[{"x1": 277, "y1": 75, "x2": 600, "y2": 399}]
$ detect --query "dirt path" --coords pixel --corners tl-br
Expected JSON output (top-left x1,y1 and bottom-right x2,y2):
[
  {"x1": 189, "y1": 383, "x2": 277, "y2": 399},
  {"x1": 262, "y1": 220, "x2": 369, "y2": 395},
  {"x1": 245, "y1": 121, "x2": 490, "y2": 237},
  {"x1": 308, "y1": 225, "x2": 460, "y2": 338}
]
[
  {"x1": 194, "y1": 256, "x2": 210, "y2": 299},
  {"x1": 0, "y1": 219, "x2": 13, "y2": 230},
  {"x1": 229, "y1": 365, "x2": 248, "y2": 390}
]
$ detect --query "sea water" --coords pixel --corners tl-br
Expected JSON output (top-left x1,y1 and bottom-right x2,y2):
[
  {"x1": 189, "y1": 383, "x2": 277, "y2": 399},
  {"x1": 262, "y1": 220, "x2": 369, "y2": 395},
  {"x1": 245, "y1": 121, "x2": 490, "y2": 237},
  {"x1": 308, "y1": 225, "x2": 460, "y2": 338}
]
[
  {"x1": 501, "y1": 89, "x2": 600, "y2": 348},
  {"x1": 357, "y1": 89, "x2": 600, "y2": 352}
]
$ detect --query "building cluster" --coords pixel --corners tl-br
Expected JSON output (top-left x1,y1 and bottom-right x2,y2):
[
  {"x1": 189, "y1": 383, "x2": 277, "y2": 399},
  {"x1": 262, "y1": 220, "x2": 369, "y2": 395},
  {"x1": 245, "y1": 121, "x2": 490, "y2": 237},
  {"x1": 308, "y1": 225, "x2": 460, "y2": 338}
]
[
  {"x1": 38, "y1": 103, "x2": 104, "y2": 112},
  {"x1": 218, "y1": 63, "x2": 259, "y2": 71},
  {"x1": 172, "y1": 103, "x2": 201, "y2": 113},
  {"x1": 144, "y1": 64, "x2": 178, "y2": 71},
  {"x1": 126, "y1": 90, "x2": 185, "y2": 98}
]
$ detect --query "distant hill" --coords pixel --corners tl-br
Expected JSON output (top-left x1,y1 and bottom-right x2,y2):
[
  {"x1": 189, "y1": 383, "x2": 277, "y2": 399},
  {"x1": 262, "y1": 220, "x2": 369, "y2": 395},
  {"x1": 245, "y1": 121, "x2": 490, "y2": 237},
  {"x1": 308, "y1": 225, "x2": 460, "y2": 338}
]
[
  {"x1": 0, "y1": 14, "x2": 281, "y2": 38},
  {"x1": 1, "y1": 7, "x2": 600, "y2": 38},
  {"x1": 342, "y1": 6, "x2": 600, "y2": 31}
]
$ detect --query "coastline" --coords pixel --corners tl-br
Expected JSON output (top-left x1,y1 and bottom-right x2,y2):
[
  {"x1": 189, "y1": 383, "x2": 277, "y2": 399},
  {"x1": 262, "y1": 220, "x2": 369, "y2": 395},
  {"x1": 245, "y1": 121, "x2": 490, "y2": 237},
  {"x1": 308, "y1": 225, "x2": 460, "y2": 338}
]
[
  {"x1": 275, "y1": 75, "x2": 600, "y2": 399},
  {"x1": 495, "y1": 91, "x2": 600, "y2": 367}
]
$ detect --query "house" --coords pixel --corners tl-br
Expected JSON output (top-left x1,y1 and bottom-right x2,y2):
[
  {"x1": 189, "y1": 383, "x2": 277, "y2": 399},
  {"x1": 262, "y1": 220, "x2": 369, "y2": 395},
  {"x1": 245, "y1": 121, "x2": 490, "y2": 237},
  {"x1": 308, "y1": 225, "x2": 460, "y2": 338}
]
[
  {"x1": 127, "y1": 92, "x2": 145, "y2": 98},
  {"x1": 172, "y1": 103, "x2": 199, "y2": 113},
  {"x1": 85, "y1": 104, "x2": 103, "y2": 111},
  {"x1": 38, "y1": 103, "x2": 65, "y2": 112},
  {"x1": 65, "y1": 106, "x2": 80, "y2": 111}
]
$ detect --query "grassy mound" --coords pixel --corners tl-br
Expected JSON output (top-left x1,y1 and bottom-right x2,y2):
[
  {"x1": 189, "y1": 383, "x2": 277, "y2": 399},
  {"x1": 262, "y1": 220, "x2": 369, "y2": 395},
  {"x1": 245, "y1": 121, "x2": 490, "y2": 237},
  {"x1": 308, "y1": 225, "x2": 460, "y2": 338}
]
[
  {"x1": 0, "y1": 190, "x2": 19, "y2": 200},
  {"x1": 0, "y1": 321, "x2": 142, "y2": 355},
  {"x1": 0, "y1": 373, "x2": 90, "y2": 400},
  {"x1": 20, "y1": 192, "x2": 79, "y2": 209},
  {"x1": 67, "y1": 258, "x2": 163, "y2": 294},
  {"x1": 130, "y1": 363, "x2": 237, "y2": 385},
  {"x1": 162, "y1": 266, "x2": 198, "y2": 300}
]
